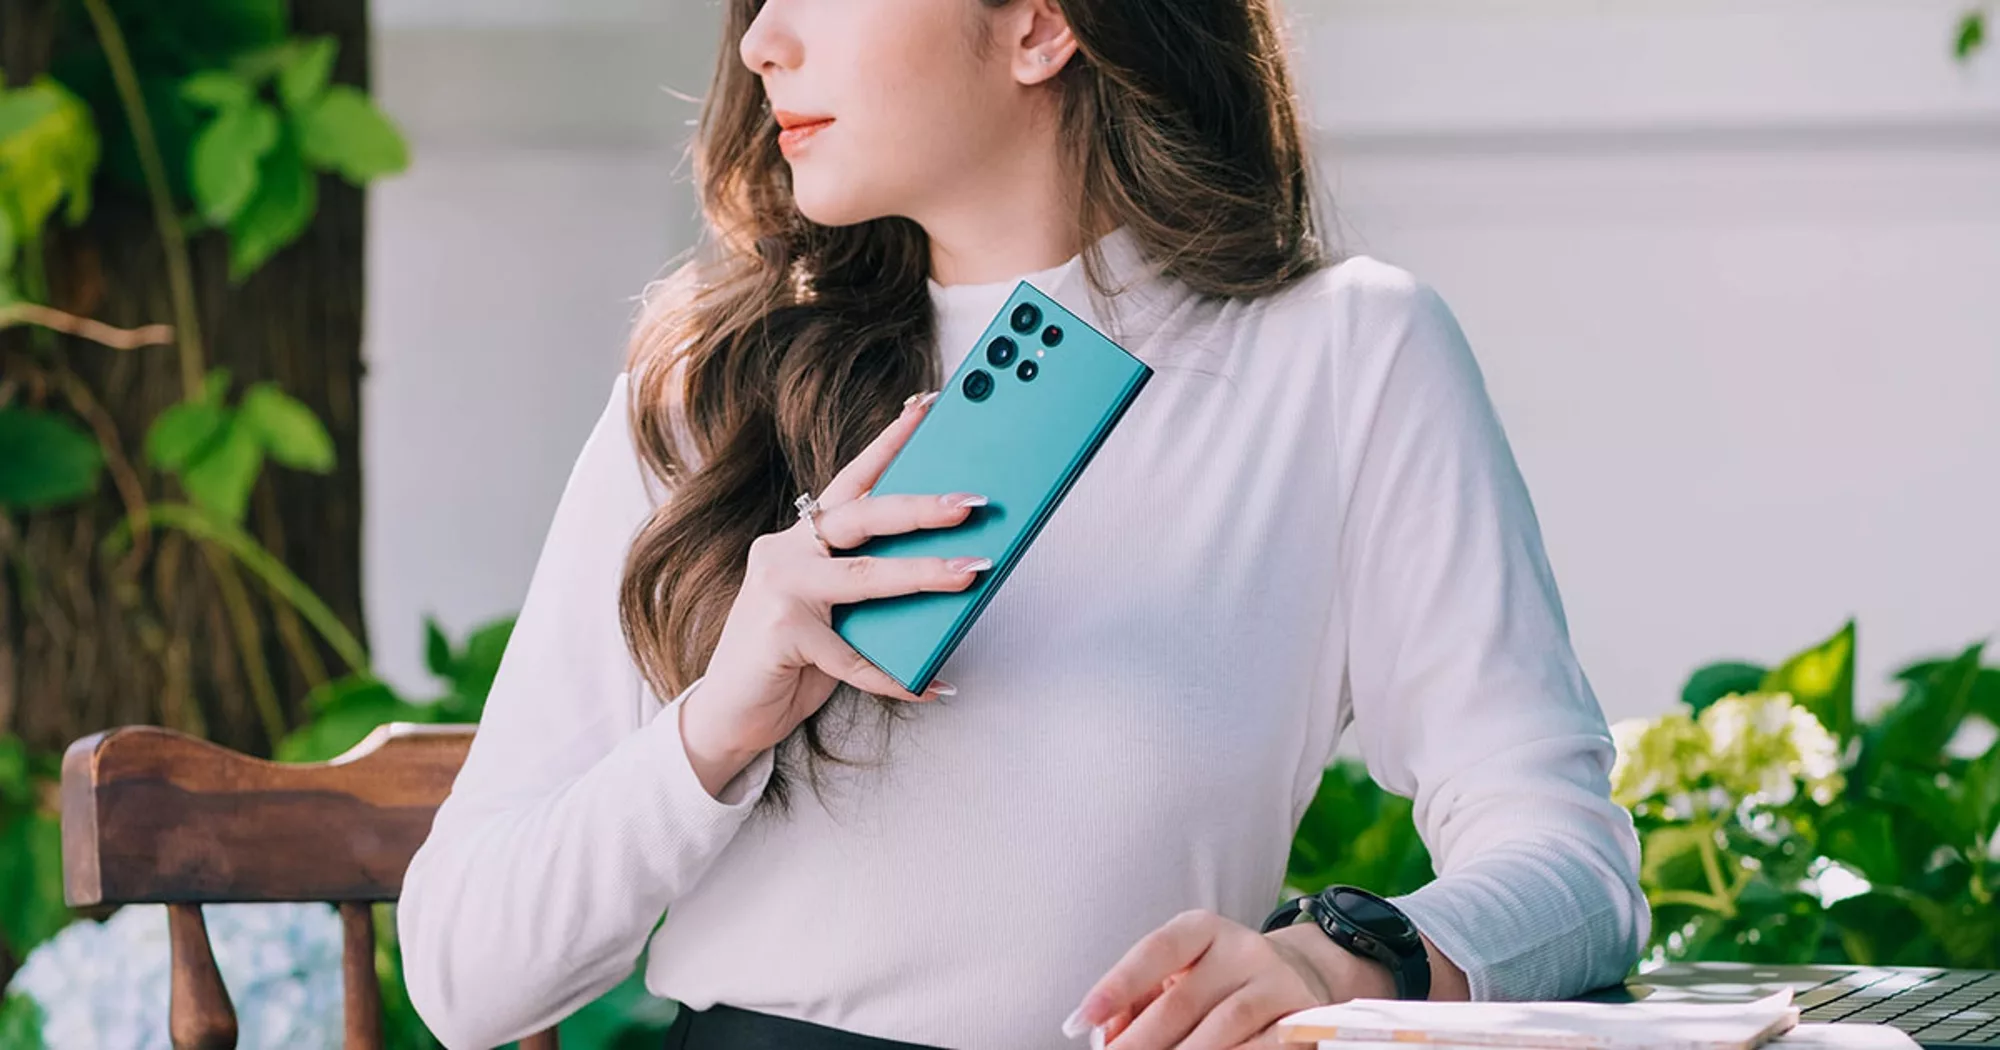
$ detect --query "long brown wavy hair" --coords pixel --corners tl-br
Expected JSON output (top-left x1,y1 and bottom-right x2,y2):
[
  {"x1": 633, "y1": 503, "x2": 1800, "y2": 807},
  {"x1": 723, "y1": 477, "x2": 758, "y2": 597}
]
[{"x1": 619, "y1": 0, "x2": 1337, "y2": 820}]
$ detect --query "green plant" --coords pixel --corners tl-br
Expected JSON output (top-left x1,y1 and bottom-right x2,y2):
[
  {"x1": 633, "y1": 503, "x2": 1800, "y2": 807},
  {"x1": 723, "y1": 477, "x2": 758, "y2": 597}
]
[
  {"x1": 0, "y1": 734, "x2": 67, "y2": 986},
  {"x1": 2, "y1": 3, "x2": 407, "y2": 994},
  {"x1": 1286, "y1": 621, "x2": 2000, "y2": 973},
  {"x1": 275, "y1": 614, "x2": 513, "y2": 763},
  {"x1": 0, "y1": 990, "x2": 45, "y2": 1050},
  {"x1": 1285, "y1": 758, "x2": 1431, "y2": 901},
  {"x1": 1961, "y1": 9, "x2": 1988, "y2": 59}
]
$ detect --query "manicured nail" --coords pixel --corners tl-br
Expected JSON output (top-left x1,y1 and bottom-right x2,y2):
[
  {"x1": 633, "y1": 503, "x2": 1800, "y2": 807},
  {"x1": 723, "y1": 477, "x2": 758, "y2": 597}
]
[
  {"x1": 917, "y1": 390, "x2": 941, "y2": 408},
  {"x1": 1062, "y1": 1002, "x2": 1096, "y2": 1039},
  {"x1": 926, "y1": 679, "x2": 958, "y2": 696},
  {"x1": 945, "y1": 493, "x2": 988, "y2": 509},
  {"x1": 903, "y1": 390, "x2": 926, "y2": 410},
  {"x1": 1091, "y1": 1025, "x2": 1107, "y2": 1050},
  {"x1": 948, "y1": 557, "x2": 992, "y2": 574}
]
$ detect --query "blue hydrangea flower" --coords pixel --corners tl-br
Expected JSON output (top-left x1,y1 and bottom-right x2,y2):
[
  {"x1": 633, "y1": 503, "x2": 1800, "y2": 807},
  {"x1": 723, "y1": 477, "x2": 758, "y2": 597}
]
[{"x1": 6, "y1": 902, "x2": 345, "y2": 1049}]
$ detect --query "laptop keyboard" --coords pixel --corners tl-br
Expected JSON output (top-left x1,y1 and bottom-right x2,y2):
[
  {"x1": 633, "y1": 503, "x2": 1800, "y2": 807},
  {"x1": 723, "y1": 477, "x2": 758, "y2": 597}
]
[{"x1": 1798, "y1": 968, "x2": 2000, "y2": 1044}]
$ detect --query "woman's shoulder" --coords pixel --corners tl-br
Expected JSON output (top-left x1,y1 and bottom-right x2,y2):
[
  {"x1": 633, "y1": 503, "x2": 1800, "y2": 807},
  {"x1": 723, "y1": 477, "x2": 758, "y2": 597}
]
[
  {"x1": 1255, "y1": 251, "x2": 1449, "y2": 335},
  {"x1": 1246, "y1": 251, "x2": 1467, "y2": 373}
]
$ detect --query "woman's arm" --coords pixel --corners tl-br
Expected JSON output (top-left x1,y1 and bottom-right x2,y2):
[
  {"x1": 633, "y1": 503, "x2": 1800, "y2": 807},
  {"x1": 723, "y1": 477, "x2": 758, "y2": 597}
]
[
  {"x1": 396, "y1": 370, "x2": 777, "y2": 1049},
  {"x1": 1328, "y1": 265, "x2": 1650, "y2": 1001}
]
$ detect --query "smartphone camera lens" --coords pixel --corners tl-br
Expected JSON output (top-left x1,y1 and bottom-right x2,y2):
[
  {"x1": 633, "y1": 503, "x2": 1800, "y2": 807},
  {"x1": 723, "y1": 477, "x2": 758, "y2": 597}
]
[
  {"x1": 962, "y1": 370, "x2": 994, "y2": 402},
  {"x1": 1010, "y1": 302, "x2": 1041, "y2": 334},
  {"x1": 985, "y1": 336, "x2": 1017, "y2": 368},
  {"x1": 1041, "y1": 324, "x2": 1063, "y2": 347},
  {"x1": 1016, "y1": 360, "x2": 1038, "y2": 382}
]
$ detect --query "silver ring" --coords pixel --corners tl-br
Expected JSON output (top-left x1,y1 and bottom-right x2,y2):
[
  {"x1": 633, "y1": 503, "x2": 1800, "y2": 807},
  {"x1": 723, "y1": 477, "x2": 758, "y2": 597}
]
[{"x1": 794, "y1": 490, "x2": 832, "y2": 555}]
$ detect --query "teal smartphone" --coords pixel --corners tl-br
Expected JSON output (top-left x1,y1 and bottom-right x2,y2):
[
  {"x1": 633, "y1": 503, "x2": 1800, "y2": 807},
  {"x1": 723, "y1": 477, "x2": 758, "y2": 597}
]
[{"x1": 828, "y1": 280, "x2": 1153, "y2": 695}]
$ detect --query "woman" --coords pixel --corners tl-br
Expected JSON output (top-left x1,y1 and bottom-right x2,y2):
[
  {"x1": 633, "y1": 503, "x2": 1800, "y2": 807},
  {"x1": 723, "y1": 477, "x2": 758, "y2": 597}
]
[{"x1": 396, "y1": 0, "x2": 1649, "y2": 1047}]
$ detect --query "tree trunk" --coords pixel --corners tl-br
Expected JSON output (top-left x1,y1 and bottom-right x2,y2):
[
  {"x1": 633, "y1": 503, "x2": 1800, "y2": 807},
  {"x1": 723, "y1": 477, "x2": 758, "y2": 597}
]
[{"x1": 0, "y1": 0, "x2": 370, "y2": 761}]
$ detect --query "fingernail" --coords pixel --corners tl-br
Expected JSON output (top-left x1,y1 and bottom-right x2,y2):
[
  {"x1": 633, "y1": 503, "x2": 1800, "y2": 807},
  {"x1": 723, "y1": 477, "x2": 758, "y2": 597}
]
[
  {"x1": 945, "y1": 493, "x2": 988, "y2": 509},
  {"x1": 948, "y1": 557, "x2": 992, "y2": 574},
  {"x1": 902, "y1": 390, "x2": 926, "y2": 410},
  {"x1": 1091, "y1": 1025, "x2": 1107, "y2": 1050},
  {"x1": 1062, "y1": 1002, "x2": 1096, "y2": 1039},
  {"x1": 917, "y1": 390, "x2": 941, "y2": 408},
  {"x1": 926, "y1": 679, "x2": 958, "y2": 696}
]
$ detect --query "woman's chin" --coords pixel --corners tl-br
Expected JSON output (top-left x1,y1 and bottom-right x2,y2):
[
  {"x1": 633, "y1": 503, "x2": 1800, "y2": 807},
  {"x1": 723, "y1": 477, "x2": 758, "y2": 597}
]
[{"x1": 789, "y1": 181, "x2": 877, "y2": 229}]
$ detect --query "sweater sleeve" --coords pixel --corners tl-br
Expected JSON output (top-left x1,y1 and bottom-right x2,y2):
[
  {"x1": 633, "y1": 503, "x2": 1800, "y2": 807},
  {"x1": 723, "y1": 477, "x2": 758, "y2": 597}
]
[
  {"x1": 397, "y1": 370, "x2": 777, "y2": 1050},
  {"x1": 1324, "y1": 264, "x2": 1650, "y2": 1002}
]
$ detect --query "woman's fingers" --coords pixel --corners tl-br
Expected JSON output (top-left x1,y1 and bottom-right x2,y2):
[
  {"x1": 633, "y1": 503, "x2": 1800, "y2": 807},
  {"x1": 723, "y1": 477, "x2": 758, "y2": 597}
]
[
  {"x1": 814, "y1": 491, "x2": 983, "y2": 551},
  {"x1": 794, "y1": 621, "x2": 951, "y2": 703},
  {"x1": 794, "y1": 547, "x2": 988, "y2": 605},
  {"x1": 817, "y1": 390, "x2": 938, "y2": 508}
]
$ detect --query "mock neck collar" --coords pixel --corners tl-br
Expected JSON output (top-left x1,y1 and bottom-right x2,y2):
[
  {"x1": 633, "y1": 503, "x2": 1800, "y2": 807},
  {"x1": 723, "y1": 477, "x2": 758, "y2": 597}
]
[{"x1": 925, "y1": 224, "x2": 1180, "y2": 371}]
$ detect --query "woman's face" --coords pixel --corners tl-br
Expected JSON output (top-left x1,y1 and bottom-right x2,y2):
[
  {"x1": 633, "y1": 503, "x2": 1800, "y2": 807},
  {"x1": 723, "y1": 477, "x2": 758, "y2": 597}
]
[{"x1": 738, "y1": 0, "x2": 1065, "y2": 228}]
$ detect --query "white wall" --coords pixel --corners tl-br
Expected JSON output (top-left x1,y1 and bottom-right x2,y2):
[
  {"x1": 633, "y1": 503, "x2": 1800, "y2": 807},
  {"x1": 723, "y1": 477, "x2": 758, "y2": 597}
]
[
  {"x1": 363, "y1": 0, "x2": 719, "y2": 692},
  {"x1": 1289, "y1": 0, "x2": 2000, "y2": 721},
  {"x1": 362, "y1": 0, "x2": 1999, "y2": 722}
]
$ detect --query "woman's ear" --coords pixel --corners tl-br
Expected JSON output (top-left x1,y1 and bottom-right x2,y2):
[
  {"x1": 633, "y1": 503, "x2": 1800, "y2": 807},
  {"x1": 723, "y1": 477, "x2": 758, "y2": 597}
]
[{"x1": 1010, "y1": 0, "x2": 1079, "y2": 85}]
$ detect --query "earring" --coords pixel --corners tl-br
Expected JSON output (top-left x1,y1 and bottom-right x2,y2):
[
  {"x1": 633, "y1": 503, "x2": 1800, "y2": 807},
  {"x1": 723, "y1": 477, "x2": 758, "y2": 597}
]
[{"x1": 1039, "y1": 52, "x2": 1053, "y2": 65}]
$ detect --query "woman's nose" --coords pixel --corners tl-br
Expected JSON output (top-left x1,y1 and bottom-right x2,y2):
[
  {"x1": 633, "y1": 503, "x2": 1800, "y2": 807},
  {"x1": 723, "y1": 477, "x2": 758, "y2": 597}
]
[{"x1": 738, "y1": 1, "x2": 803, "y2": 76}]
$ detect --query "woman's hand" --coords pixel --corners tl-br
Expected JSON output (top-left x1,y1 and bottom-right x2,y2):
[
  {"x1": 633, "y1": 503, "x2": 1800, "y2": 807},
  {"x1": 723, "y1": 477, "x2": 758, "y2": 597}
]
[
  {"x1": 1063, "y1": 909, "x2": 1398, "y2": 1050},
  {"x1": 679, "y1": 388, "x2": 992, "y2": 787}
]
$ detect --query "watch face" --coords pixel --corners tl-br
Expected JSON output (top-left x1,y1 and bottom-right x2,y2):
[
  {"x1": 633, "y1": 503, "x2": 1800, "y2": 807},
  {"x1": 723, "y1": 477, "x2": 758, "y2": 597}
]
[{"x1": 1329, "y1": 887, "x2": 1415, "y2": 941}]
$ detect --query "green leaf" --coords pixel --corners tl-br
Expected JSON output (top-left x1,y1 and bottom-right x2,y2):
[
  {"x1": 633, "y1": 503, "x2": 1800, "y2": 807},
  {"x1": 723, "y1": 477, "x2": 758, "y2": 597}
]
[
  {"x1": 1640, "y1": 824, "x2": 1716, "y2": 895},
  {"x1": 190, "y1": 100, "x2": 280, "y2": 225},
  {"x1": 1820, "y1": 808, "x2": 1900, "y2": 886},
  {"x1": 0, "y1": 77, "x2": 100, "y2": 235},
  {"x1": 239, "y1": 382, "x2": 335, "y2": 472},
  {"x1": 1893, "y1": 655, "x2": 2000, "y2": 728},
  {"x1": 1963, "y1": 739, "x2": 2000, "y2": 850},
  {"x1": 424, "y1": 616, "x2": 452, "y2": 677},
  {"x1": 226, "y1": 131, "x2": 317, "y2": 282},
  {"x1": 0, "y1": 407, "x2": 104, "y2": 510},
  {"x1": 145, "y1": 400, "x2": 229, "y2": 471},
  {"x1": 1763, "y1": 620, "x2": 1856, "y2": 743},
  {"x1": 230, "y1": 40, "x2": 302, "y2": 87},
  {"x1": 0, "y1": 734, "x2": 31, "y2": 808},
  {"x1": 178, "y1": 417, "x2": 265, "y2": 523},
  {"x1": 1871, "y1": 642, "x2": 1987, "y2": 768},
  {"x1": 1286, "y1": 761, "x2": 1431, "y2": 899},
  {"x1": 1871, "y1": 764, "x2": 1972, "y2": 852},
  {"x1": 0, "y1": 196, "x2": 16, "y2": 273},
  {"x1": 277, "y1": 675, "x2": 430, "y2": 763},
  {"x1": 0, "y1": 991, "x2": 45, "y2": 1050},
  {"x1": 200, "y1": 366, "x2": 233, "y2": 404},
  {"x1": 278, "y1": 37, "x2": 340, "y2": 113},
  {"x1": 1682, "y1": 662, "x2": 1768, "y2": 715},
  {"x1": 297, "y1": 85, "x2": 409, "y2": 183},
  {"x1": 450, "y1": 618, "x2": 514, "y2": 696},
  {"x1": 0, "y1": 807, "x2": 71, "y2": 958},
  {"x1": 1901, "y1": 891, "x2": 2000, "y2": 968},
  {"x1": 179, "y1": 70, "x2": 254, "y2": 111},
  {"x1": 1827, "y1": 892, "x2": 1918, "y2": 966},
  {"x1": 1958, "y1": 12, "x2": 1987, "y2": 60}
]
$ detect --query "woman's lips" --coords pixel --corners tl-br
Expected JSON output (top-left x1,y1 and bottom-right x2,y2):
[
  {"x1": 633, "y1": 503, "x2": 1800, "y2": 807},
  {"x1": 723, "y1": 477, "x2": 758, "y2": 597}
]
[{"x1": 778, "y1": 118, "x2": 833, "y2": 155}]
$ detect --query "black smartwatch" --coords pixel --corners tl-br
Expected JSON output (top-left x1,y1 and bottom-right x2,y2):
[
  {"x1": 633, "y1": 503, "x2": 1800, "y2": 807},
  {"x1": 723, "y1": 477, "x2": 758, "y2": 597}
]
[{"x1": 1260, "y1": 885, "x2": 1431, "y2": 1001}]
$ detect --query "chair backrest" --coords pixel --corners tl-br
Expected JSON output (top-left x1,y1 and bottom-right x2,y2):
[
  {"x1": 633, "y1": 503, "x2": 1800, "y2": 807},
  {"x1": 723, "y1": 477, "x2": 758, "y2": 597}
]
[{"x1": 59, "y1": 723, "x2": 559, "y2": 1050}]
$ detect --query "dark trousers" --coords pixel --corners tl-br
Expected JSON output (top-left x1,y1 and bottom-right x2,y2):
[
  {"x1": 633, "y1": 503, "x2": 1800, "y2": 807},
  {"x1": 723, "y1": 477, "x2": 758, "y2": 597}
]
[{"x1": 662, "y1": 1002, "x2": 953, "y2": 1050}]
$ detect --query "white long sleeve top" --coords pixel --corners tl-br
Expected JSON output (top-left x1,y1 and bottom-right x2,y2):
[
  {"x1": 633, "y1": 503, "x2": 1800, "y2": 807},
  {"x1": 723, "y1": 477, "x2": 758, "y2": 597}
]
[{"x1": 396, "y1": 224, "x2": 1649, "y2": 1050}]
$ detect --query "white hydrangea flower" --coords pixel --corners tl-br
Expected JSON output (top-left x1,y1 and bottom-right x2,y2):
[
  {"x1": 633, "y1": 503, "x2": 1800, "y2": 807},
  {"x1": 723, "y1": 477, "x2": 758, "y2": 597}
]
[
  {"x1": 1610, "y1": 692, "x2": 1845, "y2": 814},
  {"x1": 6, "y1": 902, "x2": 345, "y2": 1050}
]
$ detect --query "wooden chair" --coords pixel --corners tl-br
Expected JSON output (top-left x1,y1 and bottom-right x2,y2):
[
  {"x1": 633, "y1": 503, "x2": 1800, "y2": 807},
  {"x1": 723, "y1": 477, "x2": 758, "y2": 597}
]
[{"x1": 59, "y1": 723, "x2": 560, "y2": 1050}]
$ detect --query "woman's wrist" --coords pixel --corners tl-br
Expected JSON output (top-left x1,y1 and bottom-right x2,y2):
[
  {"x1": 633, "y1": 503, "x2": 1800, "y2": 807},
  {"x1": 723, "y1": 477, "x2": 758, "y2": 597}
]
[
  {"x1": 676, "y1": 681, "x2": 762, "y2": 800},
  {"x1": 1264, "y1": 923, "x2": 1398, "y2": 1003}
]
